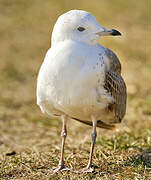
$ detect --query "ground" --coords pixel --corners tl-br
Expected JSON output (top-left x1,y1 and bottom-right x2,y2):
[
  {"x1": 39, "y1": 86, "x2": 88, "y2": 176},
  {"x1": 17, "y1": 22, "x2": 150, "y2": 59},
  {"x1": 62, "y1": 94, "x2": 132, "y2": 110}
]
[{"x1": 0, "y1": 0, "x2": 151, "y2": 179}]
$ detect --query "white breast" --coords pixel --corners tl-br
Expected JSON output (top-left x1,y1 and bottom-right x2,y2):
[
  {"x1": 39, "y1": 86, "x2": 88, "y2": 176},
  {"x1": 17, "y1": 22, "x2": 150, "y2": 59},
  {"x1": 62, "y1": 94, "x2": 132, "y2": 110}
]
[{"x1": 37, "y1": 40, "x2": 113, "y2": 120}]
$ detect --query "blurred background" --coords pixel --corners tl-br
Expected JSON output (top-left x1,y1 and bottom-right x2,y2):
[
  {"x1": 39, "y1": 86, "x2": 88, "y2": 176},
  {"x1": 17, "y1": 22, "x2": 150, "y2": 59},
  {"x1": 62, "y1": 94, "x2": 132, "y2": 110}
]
[{"x1": 0, "y1": 0, "x2": 151, "y2": 178}]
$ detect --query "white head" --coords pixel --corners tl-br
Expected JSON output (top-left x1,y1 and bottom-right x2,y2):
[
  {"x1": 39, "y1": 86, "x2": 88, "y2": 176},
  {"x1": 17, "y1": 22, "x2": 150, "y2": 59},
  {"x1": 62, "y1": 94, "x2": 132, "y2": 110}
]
[{"x1": 51, "y1": 10, "x2": 121, "y2": 46}]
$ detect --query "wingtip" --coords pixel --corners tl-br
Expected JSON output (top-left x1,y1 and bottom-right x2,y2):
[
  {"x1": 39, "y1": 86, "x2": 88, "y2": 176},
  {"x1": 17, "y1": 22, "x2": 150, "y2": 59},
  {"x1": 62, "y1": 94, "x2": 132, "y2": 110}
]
[{"x1": 96, "y1": 120, "x2": 116, "y2": 130}]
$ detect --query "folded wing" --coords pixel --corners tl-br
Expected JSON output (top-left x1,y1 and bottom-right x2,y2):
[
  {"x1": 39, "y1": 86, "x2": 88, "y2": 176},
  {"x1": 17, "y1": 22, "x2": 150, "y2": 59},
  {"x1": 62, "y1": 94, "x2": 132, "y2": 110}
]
[{"x1": 104, "y1": 48, "x2": 127, "y2": 122}]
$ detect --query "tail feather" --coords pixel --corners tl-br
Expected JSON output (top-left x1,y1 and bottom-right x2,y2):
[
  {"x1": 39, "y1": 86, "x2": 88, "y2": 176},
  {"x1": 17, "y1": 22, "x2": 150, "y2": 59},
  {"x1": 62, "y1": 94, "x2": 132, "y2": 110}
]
[{"x1": 72, "y1": 118, "x2": 115, "y2": 130}]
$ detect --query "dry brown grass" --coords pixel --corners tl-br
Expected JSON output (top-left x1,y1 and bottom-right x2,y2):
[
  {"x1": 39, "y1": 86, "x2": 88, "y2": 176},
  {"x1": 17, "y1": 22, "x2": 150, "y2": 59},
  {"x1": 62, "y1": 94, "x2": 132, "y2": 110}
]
[{"x1": 0, "y1": 0, "x2": 151, "y2": 179}]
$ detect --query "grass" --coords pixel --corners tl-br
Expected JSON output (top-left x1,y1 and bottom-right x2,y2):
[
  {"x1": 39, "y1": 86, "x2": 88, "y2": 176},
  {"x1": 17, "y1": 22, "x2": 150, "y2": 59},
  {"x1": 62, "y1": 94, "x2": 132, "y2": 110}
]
[{"x1": 0, "y1": 0, "x2": 151, "y2": 179}]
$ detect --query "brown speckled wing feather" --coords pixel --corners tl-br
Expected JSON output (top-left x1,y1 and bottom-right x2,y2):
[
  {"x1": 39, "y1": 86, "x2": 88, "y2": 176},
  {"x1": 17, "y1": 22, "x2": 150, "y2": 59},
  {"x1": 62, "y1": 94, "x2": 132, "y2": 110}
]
[
  {"x1": 104, "y1": 70, "x2": 127, "y2": 122},
  {"x1": 105, "y1": 48, "x2": 121, "y2": 74}
]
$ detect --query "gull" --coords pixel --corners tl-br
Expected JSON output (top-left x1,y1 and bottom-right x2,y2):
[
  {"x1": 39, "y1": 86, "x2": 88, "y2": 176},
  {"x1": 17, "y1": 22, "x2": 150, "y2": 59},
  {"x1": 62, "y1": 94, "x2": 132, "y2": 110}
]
[{"x1": 37, "y1": 10, "x2": 127, "y2": 173}]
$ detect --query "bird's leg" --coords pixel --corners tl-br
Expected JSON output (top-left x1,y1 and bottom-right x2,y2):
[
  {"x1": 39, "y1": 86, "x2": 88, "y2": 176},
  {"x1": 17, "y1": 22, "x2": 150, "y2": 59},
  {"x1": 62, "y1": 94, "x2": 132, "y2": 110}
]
[
  {"x1": 52, "y1": 115, "x2": 70, "y2": 173},
  {"x1": 59, "y1": 115, "x2": 67, "y2": 168},
  {"x1": 80, "y1": 117, "x2": 97, "y2": 173}
]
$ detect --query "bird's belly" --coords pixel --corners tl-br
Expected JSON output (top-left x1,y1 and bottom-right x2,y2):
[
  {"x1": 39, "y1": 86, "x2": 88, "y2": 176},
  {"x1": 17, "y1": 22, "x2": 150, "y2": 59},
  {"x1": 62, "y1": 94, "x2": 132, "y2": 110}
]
[{"x1": 39, "y1": 81, "x2": 110, "y2": 121}]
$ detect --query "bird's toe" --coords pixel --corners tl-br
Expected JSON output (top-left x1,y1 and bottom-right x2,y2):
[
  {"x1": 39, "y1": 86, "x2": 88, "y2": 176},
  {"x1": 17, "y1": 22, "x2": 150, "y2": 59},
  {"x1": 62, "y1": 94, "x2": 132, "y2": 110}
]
[
  {"x1": 75, "y1": 166, "x2": 94, "y2": 173},
  {"x1": 51, "y1": 165, "x2": 70, "y2": 174}
]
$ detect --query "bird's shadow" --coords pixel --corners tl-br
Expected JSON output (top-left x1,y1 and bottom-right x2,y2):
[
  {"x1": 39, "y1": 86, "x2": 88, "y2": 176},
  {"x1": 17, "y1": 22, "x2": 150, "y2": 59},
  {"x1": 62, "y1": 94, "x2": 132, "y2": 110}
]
[
  {"x1": 92, "y1": 147, "x2": 151, "y2": 178},
  {"x1": 50, "y1": 148, "x2": 151, "y2": 179},
  {"x1": 124, "y1": 147, "x2": 151, "y2": 168}
]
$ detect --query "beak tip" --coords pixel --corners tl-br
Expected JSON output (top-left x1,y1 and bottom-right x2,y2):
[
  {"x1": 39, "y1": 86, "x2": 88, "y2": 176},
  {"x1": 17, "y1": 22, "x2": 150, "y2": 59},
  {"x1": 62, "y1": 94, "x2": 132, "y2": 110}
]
[{"x1": 111, "y1": 29, "x2": 122, "y2": 36}]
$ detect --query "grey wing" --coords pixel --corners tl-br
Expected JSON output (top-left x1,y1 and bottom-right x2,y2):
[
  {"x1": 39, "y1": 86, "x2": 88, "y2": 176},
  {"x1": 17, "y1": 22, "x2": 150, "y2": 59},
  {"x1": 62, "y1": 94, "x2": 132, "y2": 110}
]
[
  {"x1": 105, "y1": 48, "x2": 121, "y2": 74},
  {"x1": 104, "y1": 70, "x2": 127, "y2": 122}
]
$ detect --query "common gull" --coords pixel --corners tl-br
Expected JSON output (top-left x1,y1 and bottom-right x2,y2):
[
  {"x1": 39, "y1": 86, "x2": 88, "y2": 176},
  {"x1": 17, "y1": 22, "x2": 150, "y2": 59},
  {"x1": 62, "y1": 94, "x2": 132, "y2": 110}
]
[{"x1": 37, "y1": 10, "x2": 127, "y2": 173}]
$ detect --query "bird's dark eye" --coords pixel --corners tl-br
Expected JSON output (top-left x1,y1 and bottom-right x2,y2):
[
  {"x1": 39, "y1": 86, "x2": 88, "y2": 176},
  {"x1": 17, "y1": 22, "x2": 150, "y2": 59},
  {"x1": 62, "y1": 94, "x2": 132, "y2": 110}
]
[{"x1": 77, "y1": 27, "x2": 85, "y2": 32}]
